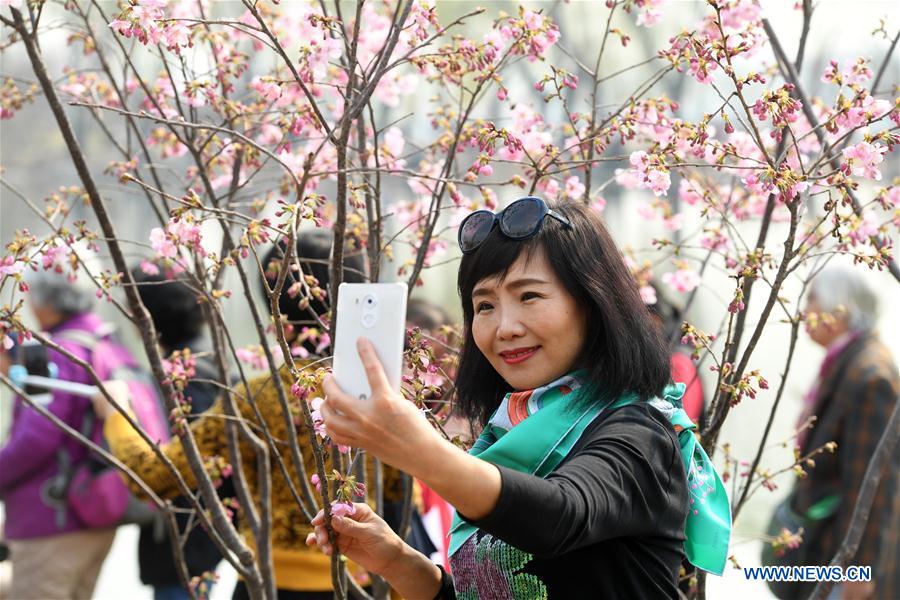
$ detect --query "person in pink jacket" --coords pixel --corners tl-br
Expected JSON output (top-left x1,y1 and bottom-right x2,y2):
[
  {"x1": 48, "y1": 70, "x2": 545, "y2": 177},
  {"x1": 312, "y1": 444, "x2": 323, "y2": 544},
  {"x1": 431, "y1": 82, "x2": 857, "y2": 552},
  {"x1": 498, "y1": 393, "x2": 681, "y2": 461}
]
[{"x1": 0, "y1": 272, "x2": 123, "y2": 600}]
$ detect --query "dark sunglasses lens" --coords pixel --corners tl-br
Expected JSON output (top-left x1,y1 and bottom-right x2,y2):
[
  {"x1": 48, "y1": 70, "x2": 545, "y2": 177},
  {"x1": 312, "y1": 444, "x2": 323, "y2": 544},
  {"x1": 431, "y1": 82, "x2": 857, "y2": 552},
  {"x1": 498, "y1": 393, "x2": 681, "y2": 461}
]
[
  {"x1": 460, "y1": 212, "x2": 494, "y2": 252},
  {"x1": 501, "y1": 198, "x2": 544, "y2": 238}
]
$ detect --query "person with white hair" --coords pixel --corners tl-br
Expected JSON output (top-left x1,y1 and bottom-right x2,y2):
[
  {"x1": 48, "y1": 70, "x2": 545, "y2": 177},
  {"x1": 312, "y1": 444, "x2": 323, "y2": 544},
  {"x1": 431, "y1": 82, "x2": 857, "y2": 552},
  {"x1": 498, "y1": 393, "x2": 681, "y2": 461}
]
[
  {"x1": 777, "y1": 265, "x2": 899, "y2": 600},
  {"x1": 0, "y1": 271, "x2": 120, "y2": 599}
]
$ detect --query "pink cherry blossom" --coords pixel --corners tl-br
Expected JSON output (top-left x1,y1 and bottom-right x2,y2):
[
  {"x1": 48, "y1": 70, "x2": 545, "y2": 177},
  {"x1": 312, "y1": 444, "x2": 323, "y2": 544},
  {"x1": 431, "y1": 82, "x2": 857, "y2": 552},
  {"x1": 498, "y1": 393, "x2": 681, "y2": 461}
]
[
  {"x1": 251, "y1": 76, "x2": 282, "y2": 102},
  {"x1": 163, "y1": 22, "x2": 191, "y2": 51},
  {"x1": 615, "y1": 168, "x2": 643, "y2": 190},
  {"x1": 150, "y1": 228, "x2": 176, "y2": 259},
  {"x1": 41, "y1": 245, "x2": 68, "y2": 273},
  {"x1": 139, "y1": 260, "x2": 160, "y2": 276},
  {"x1": 662, "y1": 213, "x2": 684, "y2": 232},
  {"x1": 842, "y1": 141, "x2": 887, "y2": 181},
  {"x1": 330, "y1": 501, "x2": 356, "y2": 517},
  {"x1": 168, "y1": 219, "x2": 202, "y2": 246},
  {"x1": 235, "y1": 346, "x2": 269, "y2": 371},
  {"x1": 310, "y1": 397, "x2": 327, "y2": 438},
  {"x1": 662, "y1": 266, "x2": 701, "y2": 293},
  {"x1": 628, "y1": 151, "x2": 671, "y2": 196},
  {"x1": 701, "y1": 229, "x2": 732, "y2": 253},
  {"x1": 679, "y1": 179, "x2": 704, "y2": 206},
  {"x1": 564, "y1": 176, "x2": 585, "y2": 200},
  {"x1": 634, "y1": 0, "x2": 665, "y2": 27},
  {"x1": 375, "y1": 72, "x2": 417, "y2": 107},
  {"x1": 886, "y1": 186, "x2": 900, "y2": 208},
  {"x1": 640, "y1": 285, "x2": 658, "y2": 305},
  {"x1": 637, "y1": 202, "x2": 656, "y2": 221},
  {"x1": 645, "y1": 169, "x2": 671, "y2": 196},
  {"x1": 836, "y1": 94, "x2": 892, "y2": 130},
  {"x1": 0, "y1": 256, "x2": 25, "y2": 277},
  {"x1": 848, "y1": 210, "x2": 880, "y2": 245},
  {"x1": 824, "y1": 58, "x2": 873, "y2": 85},
  {"x1": 541, "y1": 178, "x2": 561, "y2": 200},
  {"x1": 162, "y1": 352, "x2": 196, "y2": 382},
  {"x1": 315, "y1": 334, "x2": 331, "y2": 355}
]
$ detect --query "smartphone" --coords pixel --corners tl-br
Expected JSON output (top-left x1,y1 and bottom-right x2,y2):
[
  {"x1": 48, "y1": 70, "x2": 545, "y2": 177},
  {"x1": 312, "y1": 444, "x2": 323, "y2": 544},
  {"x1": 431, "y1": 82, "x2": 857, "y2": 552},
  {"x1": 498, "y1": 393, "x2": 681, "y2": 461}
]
[{"x1": 332, "y1": 282, "x2": 408, "y2": 401}]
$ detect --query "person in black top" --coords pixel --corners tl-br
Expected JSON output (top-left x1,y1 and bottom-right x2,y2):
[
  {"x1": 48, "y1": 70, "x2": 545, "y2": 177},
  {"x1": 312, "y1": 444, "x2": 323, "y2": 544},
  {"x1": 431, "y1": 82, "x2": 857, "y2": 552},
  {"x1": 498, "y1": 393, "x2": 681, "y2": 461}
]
[
  {"x1": 306, "y1": 198, "x2": 700, "y2": 598},
  {"x1": 132, "y1": 266, "x2": 226, "y2": 600}
]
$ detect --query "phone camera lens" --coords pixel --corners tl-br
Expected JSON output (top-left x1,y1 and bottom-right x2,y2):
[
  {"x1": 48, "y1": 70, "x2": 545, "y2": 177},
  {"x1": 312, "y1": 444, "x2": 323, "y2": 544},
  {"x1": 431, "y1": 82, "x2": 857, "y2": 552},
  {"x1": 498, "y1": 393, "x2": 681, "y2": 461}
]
[{"x1": 363, "y1": 294, "x2": 377, "y2": 307}]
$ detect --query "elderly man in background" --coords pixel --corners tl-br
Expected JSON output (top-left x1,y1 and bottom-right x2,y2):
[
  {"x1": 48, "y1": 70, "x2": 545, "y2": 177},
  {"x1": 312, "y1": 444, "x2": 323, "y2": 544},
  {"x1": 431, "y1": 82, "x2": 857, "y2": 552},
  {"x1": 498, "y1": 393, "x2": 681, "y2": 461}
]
[
  {"x1": 793, "y1": 265, "x2": 899, "y2": 600},
  {"x1": 0, "y1": 272, "x2": 117, "y2": 599}
]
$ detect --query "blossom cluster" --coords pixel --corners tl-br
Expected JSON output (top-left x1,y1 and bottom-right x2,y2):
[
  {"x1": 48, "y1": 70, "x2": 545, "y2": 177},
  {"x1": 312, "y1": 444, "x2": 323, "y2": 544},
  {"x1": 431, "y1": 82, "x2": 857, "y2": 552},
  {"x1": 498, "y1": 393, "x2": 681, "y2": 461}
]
[{"x1": 109, "y1": 0, "x2": 192, "y2": 52}]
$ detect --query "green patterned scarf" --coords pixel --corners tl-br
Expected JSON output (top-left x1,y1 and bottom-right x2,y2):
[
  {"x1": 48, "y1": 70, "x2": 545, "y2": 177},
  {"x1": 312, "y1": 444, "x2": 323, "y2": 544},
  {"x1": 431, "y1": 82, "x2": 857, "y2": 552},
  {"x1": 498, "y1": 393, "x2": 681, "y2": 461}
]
[{"x1": 448, "y1": 372, "x2": 732, "y2": 575}]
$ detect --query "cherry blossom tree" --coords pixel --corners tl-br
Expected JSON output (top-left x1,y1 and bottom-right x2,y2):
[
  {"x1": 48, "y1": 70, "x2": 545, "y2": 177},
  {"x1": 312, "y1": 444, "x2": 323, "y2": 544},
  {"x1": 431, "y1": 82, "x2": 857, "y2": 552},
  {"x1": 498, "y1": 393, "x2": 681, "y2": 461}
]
[{"x1": 1, "y1": 1, "x2": 897, "y2": 598}]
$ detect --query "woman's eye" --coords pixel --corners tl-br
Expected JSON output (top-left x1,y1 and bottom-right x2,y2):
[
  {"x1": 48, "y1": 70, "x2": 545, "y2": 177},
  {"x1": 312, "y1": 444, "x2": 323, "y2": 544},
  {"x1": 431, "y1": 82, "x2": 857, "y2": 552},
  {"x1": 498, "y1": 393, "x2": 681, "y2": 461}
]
[
  {"x1": 475, "y1": 301, "x2": 493, "y2": 313},
  {"x1": 521, "y1": 291, "x2": 541, "y2": 302}
]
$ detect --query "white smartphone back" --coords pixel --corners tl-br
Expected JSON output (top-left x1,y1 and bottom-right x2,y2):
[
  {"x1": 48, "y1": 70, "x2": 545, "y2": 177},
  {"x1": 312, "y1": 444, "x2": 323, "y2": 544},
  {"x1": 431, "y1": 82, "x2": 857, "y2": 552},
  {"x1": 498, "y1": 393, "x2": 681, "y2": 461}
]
[{"x1": 332, "y1": 282, "x2": 408, "y2": 401}]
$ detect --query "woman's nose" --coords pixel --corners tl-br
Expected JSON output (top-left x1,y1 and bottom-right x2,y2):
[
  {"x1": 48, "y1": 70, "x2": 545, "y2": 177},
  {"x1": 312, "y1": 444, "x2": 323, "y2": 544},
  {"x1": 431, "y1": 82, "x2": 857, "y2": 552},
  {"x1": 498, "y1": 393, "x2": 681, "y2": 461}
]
[{"x1": 496, "y1": 308, "x2": 526, "y2": 340}]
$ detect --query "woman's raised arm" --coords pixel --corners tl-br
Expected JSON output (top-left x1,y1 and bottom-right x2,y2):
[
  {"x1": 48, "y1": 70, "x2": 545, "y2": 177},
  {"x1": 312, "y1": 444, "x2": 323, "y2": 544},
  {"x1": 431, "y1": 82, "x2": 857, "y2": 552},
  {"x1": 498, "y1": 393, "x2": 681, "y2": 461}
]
[{"x1": 320, "y1": 338, "x2": 502, "y2": 520}]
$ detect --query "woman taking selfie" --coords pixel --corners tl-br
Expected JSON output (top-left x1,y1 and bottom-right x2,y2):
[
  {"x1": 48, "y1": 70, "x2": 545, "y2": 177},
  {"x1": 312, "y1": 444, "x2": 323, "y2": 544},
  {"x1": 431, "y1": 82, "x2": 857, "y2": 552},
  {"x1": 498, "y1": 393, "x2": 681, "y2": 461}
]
[{"x1": 311, "y1": 198, "x2": 730, "y2": 598}]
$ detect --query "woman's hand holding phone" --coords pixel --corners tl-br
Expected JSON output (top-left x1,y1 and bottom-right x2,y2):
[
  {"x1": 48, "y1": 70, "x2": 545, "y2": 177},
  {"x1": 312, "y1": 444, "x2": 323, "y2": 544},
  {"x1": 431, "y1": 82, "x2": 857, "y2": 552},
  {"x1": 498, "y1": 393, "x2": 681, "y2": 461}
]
[
  {"x1": 323, "y1": 337, "x2": 503, "y2": 523},
  {"x1": 321, "y1": 337, "x2": 444, "y2": 478}
]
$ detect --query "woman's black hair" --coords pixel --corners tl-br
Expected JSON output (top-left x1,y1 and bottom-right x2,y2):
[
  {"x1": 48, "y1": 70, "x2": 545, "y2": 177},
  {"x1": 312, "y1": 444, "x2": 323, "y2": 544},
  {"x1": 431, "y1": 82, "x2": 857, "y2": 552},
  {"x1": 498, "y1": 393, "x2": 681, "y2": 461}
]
[
  {"x1": 455, "y1": 200, "x2": 671, "y2": 426},
  {"x1": 131, "y1": 268, "x2": 204, "y2": 352}
]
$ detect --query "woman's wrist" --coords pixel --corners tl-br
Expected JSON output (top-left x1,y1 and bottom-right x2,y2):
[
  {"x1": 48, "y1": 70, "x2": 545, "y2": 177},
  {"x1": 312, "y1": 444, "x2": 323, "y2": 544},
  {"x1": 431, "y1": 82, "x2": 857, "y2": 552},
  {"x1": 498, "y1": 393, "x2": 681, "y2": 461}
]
[
  {"x1": 406, "y1": 432, "x2": 502, "y2": 521},
  {"x1": 384, "y1": 414, "x2": 453, "y2": 481},
  {"x1": 380, "y1": 541, "x2": 442, "y2": 599}
]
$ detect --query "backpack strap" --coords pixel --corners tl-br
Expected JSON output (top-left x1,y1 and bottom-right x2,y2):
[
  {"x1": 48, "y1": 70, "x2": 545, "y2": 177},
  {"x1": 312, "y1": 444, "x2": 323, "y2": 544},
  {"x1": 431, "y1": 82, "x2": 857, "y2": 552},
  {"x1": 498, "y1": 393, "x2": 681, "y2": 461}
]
[
  {"x1": 53, "y1": 329, "x2": 102, "y2": 352},
  {"x1": 52, "y1": 328, "x2": 105, "y2": 437}
]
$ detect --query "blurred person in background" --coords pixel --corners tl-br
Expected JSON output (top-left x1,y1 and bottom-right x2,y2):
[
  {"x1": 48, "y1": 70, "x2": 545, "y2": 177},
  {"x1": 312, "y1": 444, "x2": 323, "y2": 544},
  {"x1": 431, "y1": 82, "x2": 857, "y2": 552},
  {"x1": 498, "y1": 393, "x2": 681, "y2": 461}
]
[
  {"x1": 94, "y1": 230, "x2": 405, "y2": 599},
  {"x1": 649, "y1": 283, "x2": 705, "y2": 426},
  {"x1": 405, "y1": 298, "x2": 458, "y2": 569},
  {"x1": 131, "y1": 265, "x2": 226, "y2": 600},
  {"x1": 792, "y1": 265, "x2": 899, "y2": 600},
  {"x1": 0, "y1": 271, "x2": 117, "y2": 599}
]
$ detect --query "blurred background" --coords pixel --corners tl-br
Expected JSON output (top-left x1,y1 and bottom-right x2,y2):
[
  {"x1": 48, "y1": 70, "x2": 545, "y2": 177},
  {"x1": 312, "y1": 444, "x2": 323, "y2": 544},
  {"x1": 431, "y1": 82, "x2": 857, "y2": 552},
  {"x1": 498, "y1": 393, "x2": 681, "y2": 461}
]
[{"x1": 2, "y1": 0, "x2": 898, "y2": 597}]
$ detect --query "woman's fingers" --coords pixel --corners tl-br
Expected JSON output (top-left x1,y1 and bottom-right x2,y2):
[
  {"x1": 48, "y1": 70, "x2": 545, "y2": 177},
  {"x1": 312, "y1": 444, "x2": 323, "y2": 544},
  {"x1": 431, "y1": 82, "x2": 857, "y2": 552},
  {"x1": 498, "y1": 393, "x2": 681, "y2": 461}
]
[
  {"x1": 331, "y1": 514, "x2": 372, "y2": 540},
  {"x1": 347, "y1": 502, "x2": 373, "y2": 521},
  {"x1": 321, "y1": 373, "x2": 343, "y2": 401},
  {"x1": 319, "y1": 399, "x2": 358, "y2": 445},
  {"x1": 322, "y1": 375, "x2": 361, "y2": 417},
  {"x1": 315, "y1": 525, "x2": 329, "y2": 547},
  {"x1": 315, "y1": 525, "x2": 334, "y2": 554},
  {"x1": 356, "y1": 338, "x2": 393, "y2": 397},
  {"x1": 305, "y1": 518, "x2": 369, "y2": 556}
]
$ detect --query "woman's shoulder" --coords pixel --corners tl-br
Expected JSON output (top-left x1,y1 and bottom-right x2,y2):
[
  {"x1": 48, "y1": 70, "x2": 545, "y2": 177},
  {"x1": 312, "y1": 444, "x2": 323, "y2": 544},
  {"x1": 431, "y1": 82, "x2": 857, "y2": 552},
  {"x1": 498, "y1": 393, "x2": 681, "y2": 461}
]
[{"x1": 580, "y1": 401, "x2": 682, "y2": 457}]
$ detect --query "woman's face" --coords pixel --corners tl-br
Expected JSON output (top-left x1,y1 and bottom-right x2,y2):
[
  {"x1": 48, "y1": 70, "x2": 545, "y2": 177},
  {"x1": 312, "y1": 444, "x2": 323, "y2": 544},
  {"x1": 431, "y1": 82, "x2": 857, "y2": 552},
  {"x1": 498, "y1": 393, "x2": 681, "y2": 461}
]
[
  {"x1": 471, "y1": 247, "x2": 587, "y2": 390},
  {"x1": 804, "y1": 294, "x2": 849, "y2": 348}
]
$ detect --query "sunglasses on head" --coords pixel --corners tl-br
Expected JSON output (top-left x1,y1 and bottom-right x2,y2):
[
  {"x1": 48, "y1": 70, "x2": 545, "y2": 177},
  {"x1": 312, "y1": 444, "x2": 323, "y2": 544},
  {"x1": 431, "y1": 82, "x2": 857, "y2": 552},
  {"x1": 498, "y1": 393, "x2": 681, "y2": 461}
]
[{"x1": 457, "y1": 196, "x2": 572, "y2": 254}]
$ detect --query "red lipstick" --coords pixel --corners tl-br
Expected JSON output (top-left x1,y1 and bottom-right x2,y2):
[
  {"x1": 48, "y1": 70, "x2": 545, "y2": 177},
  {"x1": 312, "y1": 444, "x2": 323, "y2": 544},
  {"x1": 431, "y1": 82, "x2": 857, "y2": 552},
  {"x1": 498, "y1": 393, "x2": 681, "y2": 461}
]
[{"x1": 499, "y1": 346, "x2": 540, "y2": 365}]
